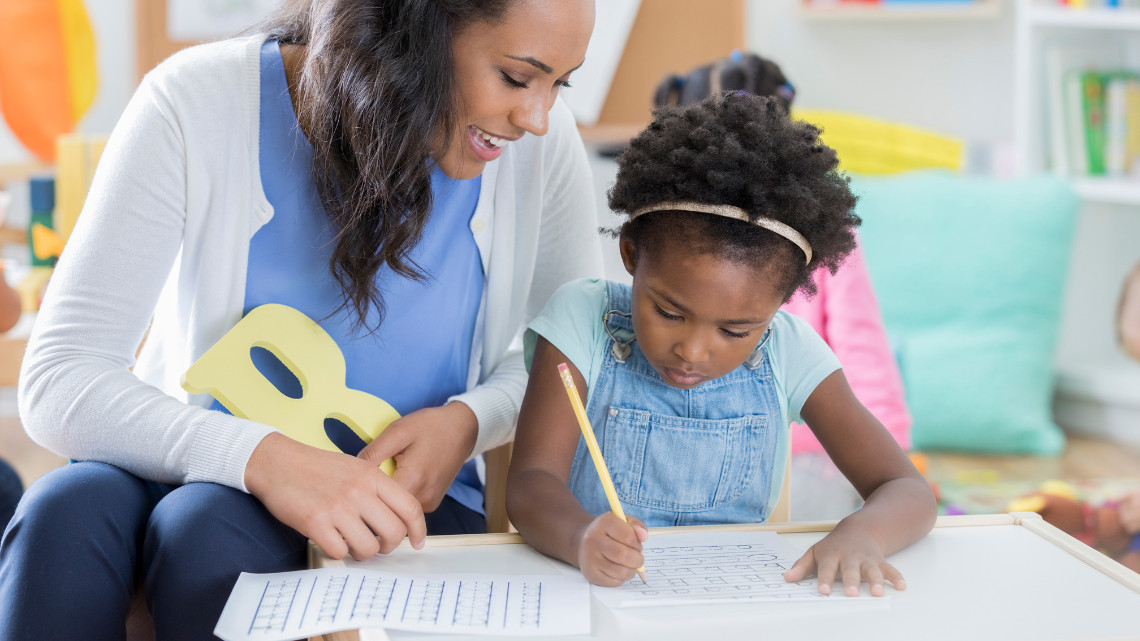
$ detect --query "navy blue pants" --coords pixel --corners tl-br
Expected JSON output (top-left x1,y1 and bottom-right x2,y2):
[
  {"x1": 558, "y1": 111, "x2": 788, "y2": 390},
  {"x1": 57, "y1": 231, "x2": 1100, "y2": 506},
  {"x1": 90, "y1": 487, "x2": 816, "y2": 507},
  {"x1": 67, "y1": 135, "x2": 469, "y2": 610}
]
[
  {"x1": 0, "y1": 458, "x2": 22, "y2": 532},
  {"x1": 0, "y1": 461, "x2": 484, "y2": 641}
]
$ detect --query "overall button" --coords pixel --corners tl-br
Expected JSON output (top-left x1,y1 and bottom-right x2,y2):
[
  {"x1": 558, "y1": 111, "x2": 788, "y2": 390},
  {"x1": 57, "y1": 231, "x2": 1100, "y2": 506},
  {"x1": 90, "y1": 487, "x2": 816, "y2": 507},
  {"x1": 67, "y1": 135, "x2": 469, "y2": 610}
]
[
  {"x1": 471, "y1": 219, "x2": 487, "y2": 233},
  {"x1": 608, "y1": 408, "x2": 619, "y2": 417}
]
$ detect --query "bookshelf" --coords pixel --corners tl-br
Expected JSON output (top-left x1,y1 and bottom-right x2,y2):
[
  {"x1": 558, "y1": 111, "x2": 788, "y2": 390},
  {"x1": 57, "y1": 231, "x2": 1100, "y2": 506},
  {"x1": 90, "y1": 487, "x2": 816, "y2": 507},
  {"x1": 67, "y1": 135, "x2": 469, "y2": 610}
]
[
  {"x1": 800, "y1": 0, "x2": 1001, "y2": 20},
  {"x1": 1014, "y1": 0, "x2": 1140, "y2": 203},
  {"x1": 1013, "y1": 0, "x2": 1140, "y2": 443}
]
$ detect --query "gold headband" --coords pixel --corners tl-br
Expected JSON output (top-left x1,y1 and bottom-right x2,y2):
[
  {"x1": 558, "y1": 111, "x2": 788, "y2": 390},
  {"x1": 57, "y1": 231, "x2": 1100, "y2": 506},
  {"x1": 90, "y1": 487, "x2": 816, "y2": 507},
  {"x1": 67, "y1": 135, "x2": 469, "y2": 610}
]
[{"x1": 629, "y1": 200, "x2": 813, "y2": 265}]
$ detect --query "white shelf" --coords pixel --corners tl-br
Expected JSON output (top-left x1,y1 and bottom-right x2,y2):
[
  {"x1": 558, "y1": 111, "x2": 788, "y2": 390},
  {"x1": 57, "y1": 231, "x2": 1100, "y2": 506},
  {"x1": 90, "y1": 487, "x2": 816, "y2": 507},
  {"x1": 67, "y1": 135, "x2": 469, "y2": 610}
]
[
  {"x1": 800, "y1": 1, "x2": 1000, "y2": 20},
  {"x1": 1028, "y1": 7, "x2": 1140, "y2": 30},
  {"x1": 1071, "y1": 177, "x2": 1140, "y2": 206}
]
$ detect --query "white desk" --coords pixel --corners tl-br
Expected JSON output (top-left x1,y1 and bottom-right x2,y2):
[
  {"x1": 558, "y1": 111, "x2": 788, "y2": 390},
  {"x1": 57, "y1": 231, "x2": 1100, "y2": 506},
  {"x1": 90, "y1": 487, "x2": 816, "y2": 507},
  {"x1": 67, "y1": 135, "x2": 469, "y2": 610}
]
[{"x1": 311, "y1": 514, "x2": 1140, "y2": 641}]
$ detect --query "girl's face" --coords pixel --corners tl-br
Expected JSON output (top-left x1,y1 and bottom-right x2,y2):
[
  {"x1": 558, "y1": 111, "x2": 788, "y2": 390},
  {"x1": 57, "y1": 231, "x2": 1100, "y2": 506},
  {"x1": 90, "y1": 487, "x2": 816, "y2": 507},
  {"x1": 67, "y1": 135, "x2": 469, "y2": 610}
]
[
  {"x1": 620, "y1": 236, "x2": 787, "y2": 389},
  {"x1": 437, "y1": 0, "x2": 594, "y2": 180}
]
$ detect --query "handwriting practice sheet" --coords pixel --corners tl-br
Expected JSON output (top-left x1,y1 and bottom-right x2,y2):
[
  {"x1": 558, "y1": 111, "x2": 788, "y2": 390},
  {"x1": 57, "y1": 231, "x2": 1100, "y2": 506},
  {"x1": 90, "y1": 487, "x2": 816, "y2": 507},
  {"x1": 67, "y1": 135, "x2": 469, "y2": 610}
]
[
  {"x1": 593, "y1": 531, "x2": 880, "y2": 608},
  {"x1": 214, "y1": 568, "x2": 591, "y2": 640}
]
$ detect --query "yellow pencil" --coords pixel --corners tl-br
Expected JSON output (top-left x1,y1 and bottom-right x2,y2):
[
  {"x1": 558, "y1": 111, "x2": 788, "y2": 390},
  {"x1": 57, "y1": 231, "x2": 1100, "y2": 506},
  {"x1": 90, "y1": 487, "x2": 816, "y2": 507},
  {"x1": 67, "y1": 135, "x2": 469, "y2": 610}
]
[{"x1": 557, "y1": 362, "x2": 647, "y2": 584}]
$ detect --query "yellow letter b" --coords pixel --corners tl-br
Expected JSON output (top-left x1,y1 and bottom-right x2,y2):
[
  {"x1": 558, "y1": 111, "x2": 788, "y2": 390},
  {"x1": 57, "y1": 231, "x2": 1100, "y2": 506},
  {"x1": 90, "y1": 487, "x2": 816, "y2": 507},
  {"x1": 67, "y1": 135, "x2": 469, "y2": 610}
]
[{"x1": 182, "y1": 304, "x2": 398, "y2": 475}]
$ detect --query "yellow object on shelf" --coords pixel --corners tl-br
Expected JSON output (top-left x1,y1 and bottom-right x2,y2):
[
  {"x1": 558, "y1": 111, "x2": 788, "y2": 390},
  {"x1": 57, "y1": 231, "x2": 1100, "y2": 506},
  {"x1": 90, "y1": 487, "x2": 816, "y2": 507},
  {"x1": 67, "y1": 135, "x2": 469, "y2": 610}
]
[
  {"x1": 31, "y1": 223, "x2": 64, "y2": 261},
  {"x1": 54, "y1": 133, "x2": 108, "y2": 243},
  {"x1": 792, "y1": 109, "x2": 965, "y2": 175},
  {"x1": 182, "y1": 304, "x2": 399, "y2": 475}
]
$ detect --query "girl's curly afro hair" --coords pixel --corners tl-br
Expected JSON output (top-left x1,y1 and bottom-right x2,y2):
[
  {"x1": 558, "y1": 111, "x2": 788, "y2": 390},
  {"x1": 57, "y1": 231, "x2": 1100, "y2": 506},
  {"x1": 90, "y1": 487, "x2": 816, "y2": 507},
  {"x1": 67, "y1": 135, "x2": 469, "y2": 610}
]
[{"x1": 607, "y1": 92, "x2": 859, "y2": 300}]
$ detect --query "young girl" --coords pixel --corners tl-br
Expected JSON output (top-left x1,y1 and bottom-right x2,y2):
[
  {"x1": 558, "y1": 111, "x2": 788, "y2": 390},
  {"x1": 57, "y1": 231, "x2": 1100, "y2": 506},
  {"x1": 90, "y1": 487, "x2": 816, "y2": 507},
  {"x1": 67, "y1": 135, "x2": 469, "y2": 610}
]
[{"x1": 507, "y1": 92, "x2": 936, "y2": 596}]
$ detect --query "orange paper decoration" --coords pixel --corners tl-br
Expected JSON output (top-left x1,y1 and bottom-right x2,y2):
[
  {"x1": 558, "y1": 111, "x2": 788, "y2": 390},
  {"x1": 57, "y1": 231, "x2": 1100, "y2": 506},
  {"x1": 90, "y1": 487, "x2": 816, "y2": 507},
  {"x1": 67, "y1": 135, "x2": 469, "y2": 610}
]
[{"x1": 0, "y1": 0, "x2": 97, "y2": 161}]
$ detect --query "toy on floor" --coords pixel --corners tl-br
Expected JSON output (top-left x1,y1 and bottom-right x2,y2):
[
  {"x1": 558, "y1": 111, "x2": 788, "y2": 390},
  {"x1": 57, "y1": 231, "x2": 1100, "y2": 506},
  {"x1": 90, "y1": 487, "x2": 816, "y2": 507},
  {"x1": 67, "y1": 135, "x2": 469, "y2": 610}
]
[{"x1": 1008, "y1": 481, "x2": 1140, "y2": 572}]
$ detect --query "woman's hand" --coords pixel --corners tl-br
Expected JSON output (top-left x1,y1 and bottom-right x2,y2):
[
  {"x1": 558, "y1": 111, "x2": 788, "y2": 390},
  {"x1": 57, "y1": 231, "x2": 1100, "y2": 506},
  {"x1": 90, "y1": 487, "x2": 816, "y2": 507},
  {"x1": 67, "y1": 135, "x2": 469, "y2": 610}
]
[
  {"x1": 245, "y1": 432, "x2": 426, "y2": 560},
  {"x1": 782, "y1": 524, "x2": 905, "y2": 597},
  {"x1": 575, "y1": 512, "x2": 648, "y2": 587},
  {"x1": 357, "y1": 401, "x2": 478, "y2": 512}
]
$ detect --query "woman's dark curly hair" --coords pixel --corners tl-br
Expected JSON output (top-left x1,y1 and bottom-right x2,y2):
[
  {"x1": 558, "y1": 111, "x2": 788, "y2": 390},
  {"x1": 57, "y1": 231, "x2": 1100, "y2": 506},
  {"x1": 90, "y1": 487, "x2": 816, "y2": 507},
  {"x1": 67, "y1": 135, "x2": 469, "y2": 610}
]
[
  {"x1": 258, "y1": 0, "x2": 511, "y2": 329},
  {"x1": 608, "y1": 92, "x2": 859, "y2": 300}
]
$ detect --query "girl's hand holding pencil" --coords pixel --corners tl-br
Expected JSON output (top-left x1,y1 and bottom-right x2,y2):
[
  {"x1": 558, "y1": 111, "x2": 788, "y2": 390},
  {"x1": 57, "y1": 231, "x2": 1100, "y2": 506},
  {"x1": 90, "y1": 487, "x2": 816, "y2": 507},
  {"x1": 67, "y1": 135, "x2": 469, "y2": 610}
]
[
  {"x1": 557, "y1": 362, "x2": 649, "y2": 585},
  {"x1": 576, "y1": 512, "x2": 649, "y2": 587}
]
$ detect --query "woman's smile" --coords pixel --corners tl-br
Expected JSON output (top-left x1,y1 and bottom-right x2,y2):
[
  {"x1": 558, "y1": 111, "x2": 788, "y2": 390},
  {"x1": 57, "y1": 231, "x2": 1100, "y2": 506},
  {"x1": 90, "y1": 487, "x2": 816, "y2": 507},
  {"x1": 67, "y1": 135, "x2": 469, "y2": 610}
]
[{"x1": 466, "y1": 125, "x2": 508, "y2": 162}]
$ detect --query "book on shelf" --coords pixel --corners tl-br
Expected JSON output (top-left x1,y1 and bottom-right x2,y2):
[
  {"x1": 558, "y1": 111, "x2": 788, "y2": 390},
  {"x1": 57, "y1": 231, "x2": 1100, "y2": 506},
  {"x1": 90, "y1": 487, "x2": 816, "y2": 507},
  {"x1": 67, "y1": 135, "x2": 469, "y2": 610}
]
[
  {"x1": 1105, "y1": 77, "x2": 1140, "y2": 177},
  {"x1": 1043, "y1": 42, "x2": 1138, "y2": 180},
  {"x1": 1061, "y1": 70, "x2": 1140, "y2": 179}
]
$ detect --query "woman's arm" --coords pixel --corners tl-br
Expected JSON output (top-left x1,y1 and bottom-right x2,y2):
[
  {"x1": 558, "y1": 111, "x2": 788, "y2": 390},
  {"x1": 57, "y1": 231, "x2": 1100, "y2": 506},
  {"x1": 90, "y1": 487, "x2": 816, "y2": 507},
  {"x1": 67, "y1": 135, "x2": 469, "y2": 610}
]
[
  {"x1": 784, "y1": 370, "x2": 936, "y2": 595},
  {"x1": 456, "y1": 99, "x2": 604, "y2": 458},
  {"x1": 16, "y1": 67, "x2": 276, "y2": 488},
  {"x1": 360, "y1": 101, "x2": 603, "y2": 508},
  {"x1": 508, "y1": 336, "x2": 645, "y2": 585},
  {"x1": 19, "y1": 45, "x2": 428, "y2": 556}
]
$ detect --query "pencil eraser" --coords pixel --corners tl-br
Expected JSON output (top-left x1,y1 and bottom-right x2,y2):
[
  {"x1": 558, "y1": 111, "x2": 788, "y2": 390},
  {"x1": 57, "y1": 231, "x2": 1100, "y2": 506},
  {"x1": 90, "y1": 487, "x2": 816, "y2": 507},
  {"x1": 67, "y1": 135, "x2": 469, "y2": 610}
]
[{"x1": 557, "y1": 363, "x2": 569, "y2": 373}]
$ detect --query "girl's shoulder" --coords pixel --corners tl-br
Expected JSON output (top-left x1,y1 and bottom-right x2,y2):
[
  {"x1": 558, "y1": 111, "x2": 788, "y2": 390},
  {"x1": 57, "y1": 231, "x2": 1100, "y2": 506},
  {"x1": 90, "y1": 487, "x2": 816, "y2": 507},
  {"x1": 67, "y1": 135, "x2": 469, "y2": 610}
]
[
  {"x1": 525, "y1": 278, "x2": 612, "y2": 375},
  {"x1": 770, "y1": 308, "x2": 814, "y2": 334},
  {"x1": 767, "y1": 309, "x2": 835, "y2": 358},
  {"x1": 544, "y1": 277, "x2": 612, "y2": 315}
]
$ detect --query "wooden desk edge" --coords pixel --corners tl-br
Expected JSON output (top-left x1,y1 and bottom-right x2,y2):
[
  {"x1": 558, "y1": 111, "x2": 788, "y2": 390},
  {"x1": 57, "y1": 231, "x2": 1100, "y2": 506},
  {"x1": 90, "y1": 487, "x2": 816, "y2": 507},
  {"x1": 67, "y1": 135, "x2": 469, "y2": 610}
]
[
  {"x1": 1010, "y1": 511, "x2": 1140, "y2": 594},
  {"x1": 307, "y1": 513, "x2": 1020, "y2": 565},
  {"x1": 309, "y1": 513, "x2": 1140, "y2": 641}
]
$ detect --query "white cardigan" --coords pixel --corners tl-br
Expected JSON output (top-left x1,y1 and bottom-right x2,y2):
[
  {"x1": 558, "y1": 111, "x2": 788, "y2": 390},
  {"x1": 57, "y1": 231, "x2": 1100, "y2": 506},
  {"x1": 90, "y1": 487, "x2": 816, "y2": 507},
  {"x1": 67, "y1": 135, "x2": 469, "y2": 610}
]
[{"x1": 18, "y1": 36, "x2": 602, "y2": 491}]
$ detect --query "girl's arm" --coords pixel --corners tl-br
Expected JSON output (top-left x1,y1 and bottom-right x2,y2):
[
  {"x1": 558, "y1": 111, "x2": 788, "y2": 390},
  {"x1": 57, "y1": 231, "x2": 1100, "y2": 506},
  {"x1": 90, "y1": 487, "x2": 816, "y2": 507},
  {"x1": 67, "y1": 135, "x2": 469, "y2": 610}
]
[
  {"x1": 507, "y1": 336, "x2": 646, "y2": 586},
  {"x1": 785, "y1": 370, "x2": 937, "y2": 596}
]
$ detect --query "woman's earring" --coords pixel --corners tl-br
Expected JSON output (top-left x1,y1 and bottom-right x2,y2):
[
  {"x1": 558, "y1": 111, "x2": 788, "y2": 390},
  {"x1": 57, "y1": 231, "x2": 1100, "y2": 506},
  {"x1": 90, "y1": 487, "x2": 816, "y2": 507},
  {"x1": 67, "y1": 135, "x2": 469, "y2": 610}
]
[{"x1": 603, "y1": 310, "x2": 633, "y2": 363}]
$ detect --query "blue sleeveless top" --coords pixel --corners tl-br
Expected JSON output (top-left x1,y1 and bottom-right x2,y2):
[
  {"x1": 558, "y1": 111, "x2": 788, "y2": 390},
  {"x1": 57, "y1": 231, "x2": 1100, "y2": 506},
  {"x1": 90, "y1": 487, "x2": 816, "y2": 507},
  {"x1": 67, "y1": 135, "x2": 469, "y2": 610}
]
[{"x1": 225, "y1": 39, "x2": 485, "y2": 513}]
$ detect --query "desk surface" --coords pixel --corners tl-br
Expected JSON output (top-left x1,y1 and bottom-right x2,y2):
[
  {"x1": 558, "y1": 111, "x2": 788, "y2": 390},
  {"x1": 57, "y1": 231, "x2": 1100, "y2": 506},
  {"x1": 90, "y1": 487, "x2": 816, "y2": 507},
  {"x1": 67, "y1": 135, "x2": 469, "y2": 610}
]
[{"x1": 311, "y1": 514, "x2": 1140, "y2": 641}]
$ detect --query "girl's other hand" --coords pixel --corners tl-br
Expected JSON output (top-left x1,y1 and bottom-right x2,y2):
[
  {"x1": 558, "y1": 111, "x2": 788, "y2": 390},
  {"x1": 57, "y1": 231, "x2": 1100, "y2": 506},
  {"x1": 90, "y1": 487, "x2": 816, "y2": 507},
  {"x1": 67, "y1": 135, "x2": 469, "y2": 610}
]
[
  {"x1": 245, "y1": 432, "x2": 427, "y2": 560},
  {"x1": 576, "y1": 513, "x2": 648, "y2": 586},
  {"x1": 782, "y1": 526, "x2": 905, "y2": 597},
  {"x1": 357, "y1": 402, "x2": 478, "y2": 512}
]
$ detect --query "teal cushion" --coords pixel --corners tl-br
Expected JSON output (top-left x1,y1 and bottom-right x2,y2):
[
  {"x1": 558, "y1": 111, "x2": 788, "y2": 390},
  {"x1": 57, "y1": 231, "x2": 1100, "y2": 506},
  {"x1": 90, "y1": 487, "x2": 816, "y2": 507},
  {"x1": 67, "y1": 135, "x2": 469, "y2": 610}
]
[{"x1": 855, "y1": 171, "x2": 1078, "y2": 454}]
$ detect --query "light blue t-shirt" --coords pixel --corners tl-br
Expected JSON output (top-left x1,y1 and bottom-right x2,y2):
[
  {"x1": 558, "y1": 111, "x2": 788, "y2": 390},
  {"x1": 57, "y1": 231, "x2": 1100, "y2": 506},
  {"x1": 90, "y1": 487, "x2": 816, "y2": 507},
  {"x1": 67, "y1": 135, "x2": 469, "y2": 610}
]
[
  {"x1": 524, "y1": 278, "x2": 841, "y2": 430},
  {"x1": 221, "y1": 39, "x2": 486, "y2": 514}
]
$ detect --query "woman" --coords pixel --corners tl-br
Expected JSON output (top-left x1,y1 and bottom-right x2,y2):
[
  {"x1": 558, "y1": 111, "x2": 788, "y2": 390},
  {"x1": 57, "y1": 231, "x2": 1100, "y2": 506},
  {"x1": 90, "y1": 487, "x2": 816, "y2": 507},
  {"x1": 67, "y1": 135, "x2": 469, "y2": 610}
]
[{"x1": 0, "y1": 0, "x2": 599, "y2": 638}]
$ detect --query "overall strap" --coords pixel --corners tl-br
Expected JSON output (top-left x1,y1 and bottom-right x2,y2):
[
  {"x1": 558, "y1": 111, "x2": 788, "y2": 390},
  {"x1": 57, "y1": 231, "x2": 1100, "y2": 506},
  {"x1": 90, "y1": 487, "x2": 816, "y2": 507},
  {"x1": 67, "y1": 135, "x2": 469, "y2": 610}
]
[
  {"x1": 603, "y1": 281, "x2": 635, "y2": 363},
  {"x1": 745, "y1": 327, "x2": 773, "y2": 370}
]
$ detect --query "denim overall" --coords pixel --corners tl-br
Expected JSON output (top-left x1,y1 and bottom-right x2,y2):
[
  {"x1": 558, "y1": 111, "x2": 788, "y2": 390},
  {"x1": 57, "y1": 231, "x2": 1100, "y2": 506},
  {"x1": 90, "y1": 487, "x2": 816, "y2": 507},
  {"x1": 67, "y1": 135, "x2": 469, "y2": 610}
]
[{"x1": 567, "y1": 281, "x2": 784, "y2": 527}]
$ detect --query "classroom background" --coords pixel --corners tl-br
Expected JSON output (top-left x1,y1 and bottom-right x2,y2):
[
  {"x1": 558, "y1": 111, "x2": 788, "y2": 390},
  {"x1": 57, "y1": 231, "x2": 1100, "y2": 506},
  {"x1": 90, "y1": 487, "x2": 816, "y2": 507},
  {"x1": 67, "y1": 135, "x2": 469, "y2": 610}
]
[{"x1": 1, "y1": 0, "x2": 1139, "y2": 563}]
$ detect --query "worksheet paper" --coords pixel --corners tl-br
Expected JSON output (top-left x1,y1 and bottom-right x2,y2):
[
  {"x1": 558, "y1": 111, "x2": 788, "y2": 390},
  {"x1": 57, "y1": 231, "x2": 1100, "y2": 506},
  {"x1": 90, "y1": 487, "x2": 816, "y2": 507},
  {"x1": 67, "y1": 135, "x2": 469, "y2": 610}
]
[
  {"x1": 214, "y1": 568, "x2": 590, "y2": 640},
  {"x1": 593, "y1": 531, "x2": 881, "y2": 608}
]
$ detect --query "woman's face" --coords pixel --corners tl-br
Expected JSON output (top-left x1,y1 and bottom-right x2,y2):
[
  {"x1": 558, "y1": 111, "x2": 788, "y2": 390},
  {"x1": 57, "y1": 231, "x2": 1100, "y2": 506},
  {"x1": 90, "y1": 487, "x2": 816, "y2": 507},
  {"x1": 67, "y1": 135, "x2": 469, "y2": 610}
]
[
  {"x1": 437, "y1": 0, "x2": 594, "y2": 180},
  {"x1": 620, "y1": 235, "x2": 786, "y2": 390}
]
